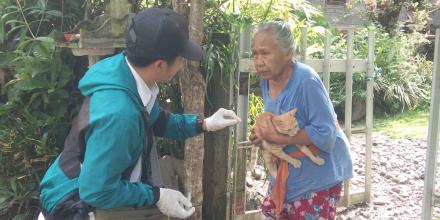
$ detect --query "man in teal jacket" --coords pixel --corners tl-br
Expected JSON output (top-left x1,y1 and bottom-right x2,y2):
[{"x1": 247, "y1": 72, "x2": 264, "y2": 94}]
[{"x1": 38, "y1": 8, "x2": 240, "y2": 220}]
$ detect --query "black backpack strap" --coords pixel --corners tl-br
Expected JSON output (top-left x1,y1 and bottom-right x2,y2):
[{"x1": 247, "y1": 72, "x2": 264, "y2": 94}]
[{"x1": 42, "y1": 190, "x2": 93, "y2": 220}]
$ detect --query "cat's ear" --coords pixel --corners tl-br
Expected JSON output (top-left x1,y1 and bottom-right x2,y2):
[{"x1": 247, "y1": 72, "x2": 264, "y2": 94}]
[{"x1": 288, "y1": 108, "x2": 297, "y2": 117}]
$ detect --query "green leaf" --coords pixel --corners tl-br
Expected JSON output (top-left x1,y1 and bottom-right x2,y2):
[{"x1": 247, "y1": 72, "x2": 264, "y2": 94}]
[
  {"x1": 28, "y1": 92, "x2": 43, "y2": 105},
  {"x1": 14, "y1": 79, "x2": 49, "y2": 91},
  {"x1": 9, "y1": 178, "x2": 16, "y2": 194},
  {"x1": 12, "y1": 214, "x2": 27, "y2": 220},
  {"x1": 5, "y1": 19, "x2": 24, "y2": 26},
  {"x1": 3, "y1": 5, "x2": 18, "y2": 11},
  {"x1": 53, "y1": 89, "x2": 69, "y2": 99},
  {"x1": 0, "y1": 103, "x2": 14, "y2": 114},
  {"x1": 40, "y1": 133, "x2": 48, "y2": 148},
  {"x1": 35, "y1": 36, "x2": 54, "y2": 44},
  {"x1": 46, "y1": 10, "x2": 63, "y2": 17}
]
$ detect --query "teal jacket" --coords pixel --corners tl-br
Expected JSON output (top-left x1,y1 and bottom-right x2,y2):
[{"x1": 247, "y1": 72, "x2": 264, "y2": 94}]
[{"x1": 39, "y1": 53, "x2": 202, "y2": 213}]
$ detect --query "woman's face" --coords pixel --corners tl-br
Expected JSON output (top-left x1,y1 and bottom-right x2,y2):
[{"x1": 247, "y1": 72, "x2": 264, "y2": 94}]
[{"x1": 251, "y1": 31, "x2": 293, "y2": 81}]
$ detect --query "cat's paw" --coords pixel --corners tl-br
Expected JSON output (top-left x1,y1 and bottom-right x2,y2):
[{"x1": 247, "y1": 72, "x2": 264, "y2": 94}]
[{"x1": 314, "y1": 157, "x2": 325, "y2": 166}]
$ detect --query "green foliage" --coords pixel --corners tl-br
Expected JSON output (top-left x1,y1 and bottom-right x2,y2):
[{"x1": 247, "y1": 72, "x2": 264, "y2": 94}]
[
  {"x1": 363, "y1": 0, "x2": 430, "y2": 35},
  {"x1": 0, "y1": 37, "x2": 82, "y2": 220},
  {"x1": 247, "y1": 93, "x2": 264, "y2": 128},
  {"x1": 327, "y1": 26, "x2": 432, "y2": 115},
  {"x1": 0, "y1": 1, "x2": 84, "y2": 219},
  {"x1": 235, "y1": 0, "x2": 292, "y2": 23},
  {"x1": 202, "y1": 1, "x2": 243, "y2": 108},
  {"x1": 155, "y1": 79, "x2": 185, "y2": 159}
]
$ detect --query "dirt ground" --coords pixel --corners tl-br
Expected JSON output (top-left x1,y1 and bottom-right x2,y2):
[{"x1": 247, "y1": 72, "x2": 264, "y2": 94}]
[{"x1": 246, "y1": 133, "x2": 439, "y2": 219}]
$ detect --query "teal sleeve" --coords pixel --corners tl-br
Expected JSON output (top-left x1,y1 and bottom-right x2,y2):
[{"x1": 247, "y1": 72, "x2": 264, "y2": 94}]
[
  {"x1": 150, "y1": 102, "x2": 202, "y2": 140},
  {"x1": 78, "y1": 91, "x2": 159, "y2": 209}
]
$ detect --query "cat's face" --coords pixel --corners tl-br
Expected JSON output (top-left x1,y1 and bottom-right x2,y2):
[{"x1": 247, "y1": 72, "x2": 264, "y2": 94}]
[{"x1": 272, "y1": 109, "x2": 299, "y2": 136}]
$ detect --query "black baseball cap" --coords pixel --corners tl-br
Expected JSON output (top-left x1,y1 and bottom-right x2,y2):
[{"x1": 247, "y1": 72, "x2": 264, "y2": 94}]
[{"x1": 126, "y1": 8, "x2": 202, "y2": 61}]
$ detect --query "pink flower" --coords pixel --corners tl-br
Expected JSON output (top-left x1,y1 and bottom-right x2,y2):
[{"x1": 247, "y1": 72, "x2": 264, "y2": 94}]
[{"x1": 437, "y1": 0, "x2": 440, "y2": 8}]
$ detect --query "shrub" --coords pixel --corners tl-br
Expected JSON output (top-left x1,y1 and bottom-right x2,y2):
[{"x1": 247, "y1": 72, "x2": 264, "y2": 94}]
[
  {"x1": 328, "y1": 26, "x2": 432, "y2": 115},
  {"x1": 0, "y1": 1, "x2": 84, "y2": 219}
]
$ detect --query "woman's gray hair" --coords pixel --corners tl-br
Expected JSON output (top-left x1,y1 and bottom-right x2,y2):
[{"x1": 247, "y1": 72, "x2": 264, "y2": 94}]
[{"x1": 255, "y1": 20, "x2": 295, "y2": 54}]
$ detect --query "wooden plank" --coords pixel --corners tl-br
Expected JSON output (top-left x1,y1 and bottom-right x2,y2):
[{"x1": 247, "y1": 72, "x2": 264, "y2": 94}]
[
  {"x1": 239, "y1": 58, "x2": 368, "y2": 73},
  {"x1": 338, "y1": 191, "x2": 368, "y2": 207},
  {"x1": 422, "y1": 28, "x2": 440, "y2": 220},
  {"x1": 71, "y1": 48, "x2": 115, "y2": 56},
  {"x1": 365, "y1": 31, "x2": 375, "y2": 203},
  {"x1": 323, "y1": 30, "x2": 331, "y2": 92},
  {"x1": 300, "y1": 26, "x2": 307, "y2": 62},
  {"x1": 343, "y1": 29, "x2": 354, "y2": 207},
  {"x1": 55, "y1": 41, "x2": 80, "y2": 48},
  {"x1": 236, "y1": 210, "x2": 262, "y2": 220},
  {"x1": 306, "y1": 59, "x2": 368, "y2": 73},
  {"x1": 94, "y1": 208, "x2": 167, "y2": 220},
  {"x1": 79, "y1": 37, "x2": 126, "y2": 49},
  {"x1": 351, "y1": 127, "x2": 367, "y2": 134},
  {"x1": 344, "y1": 29, "x2": 354, "y2": 141}
]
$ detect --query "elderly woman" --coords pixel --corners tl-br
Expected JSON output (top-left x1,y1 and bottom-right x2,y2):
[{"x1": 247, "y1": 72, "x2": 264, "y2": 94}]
[{"x1": 249, "y1": 20, "x2": 353, "y2": 220}]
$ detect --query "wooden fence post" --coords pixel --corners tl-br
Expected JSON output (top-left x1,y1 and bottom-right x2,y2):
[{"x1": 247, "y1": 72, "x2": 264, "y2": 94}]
[
  {"x1": 365, "y1": 31, "x2": 375, "y2": 203},
  {"x1": 323, "y1": 30, "x2": 331, "y2": 92}
]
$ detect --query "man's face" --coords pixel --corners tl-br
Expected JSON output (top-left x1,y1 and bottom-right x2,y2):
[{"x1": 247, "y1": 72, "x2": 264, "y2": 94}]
[
  {"x1": 251, "y1": 31, "x2": 292, "y2": 81},
  {"x1": 157, "y1": 56, "x2": 184, "y2": 82}
]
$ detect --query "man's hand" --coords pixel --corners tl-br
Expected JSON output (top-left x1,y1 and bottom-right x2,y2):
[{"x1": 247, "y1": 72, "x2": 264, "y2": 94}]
[
  {"x1": 204, "y1": 108, "x2": 241, "y2": 131},
  {"x1": 156, "y1": 188, "x2": 195, "y2": 219}
]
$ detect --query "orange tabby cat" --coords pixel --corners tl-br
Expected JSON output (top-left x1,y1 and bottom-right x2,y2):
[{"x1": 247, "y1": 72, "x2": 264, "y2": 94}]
[{"x1": 251, "y1": 109, "x2": 325, "y2": 178}]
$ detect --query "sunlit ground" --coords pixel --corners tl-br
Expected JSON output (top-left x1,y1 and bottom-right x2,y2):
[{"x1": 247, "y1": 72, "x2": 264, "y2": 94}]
[{"x1": 373, "y1": 109, "x2": 429, "y2": 139}]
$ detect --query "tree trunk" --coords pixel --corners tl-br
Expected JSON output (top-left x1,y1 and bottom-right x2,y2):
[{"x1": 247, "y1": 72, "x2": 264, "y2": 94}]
[
  {"x1": 172, "y1": 1, "x2": 206, "y2": 219},
  {"x1": 377, "y1": 0, "x2": 405, "y2": 34},
  {"x1": 203, "y1": 69, "x2": 232, "y2": 220}
]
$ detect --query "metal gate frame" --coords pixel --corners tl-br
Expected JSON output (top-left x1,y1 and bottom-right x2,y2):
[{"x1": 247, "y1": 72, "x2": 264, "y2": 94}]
[
  {"x1": 422, "y1": 28, "x2": 440, "y2": 220},
  {"x1": 228, "y1": 26, "x2": 376, "y2": 219}
]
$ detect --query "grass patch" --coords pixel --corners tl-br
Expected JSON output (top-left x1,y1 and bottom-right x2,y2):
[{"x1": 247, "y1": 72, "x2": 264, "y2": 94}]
[{"x1": 373, "y1": 109, "x2": 430, "y2": 139}]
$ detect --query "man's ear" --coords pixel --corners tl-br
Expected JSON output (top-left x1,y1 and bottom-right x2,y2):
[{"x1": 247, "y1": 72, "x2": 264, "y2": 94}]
[{"x1": 152, "y1": 59, "x2": 167, "y2": 72}]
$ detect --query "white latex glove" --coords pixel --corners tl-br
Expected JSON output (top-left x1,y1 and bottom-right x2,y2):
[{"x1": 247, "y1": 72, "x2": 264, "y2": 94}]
[
  {"x1": 156, "y1": 188, "x2": 195, "y2": 219},
  {"x1": 204, "y1": 108, "x2": 241, "y2": 132}
]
